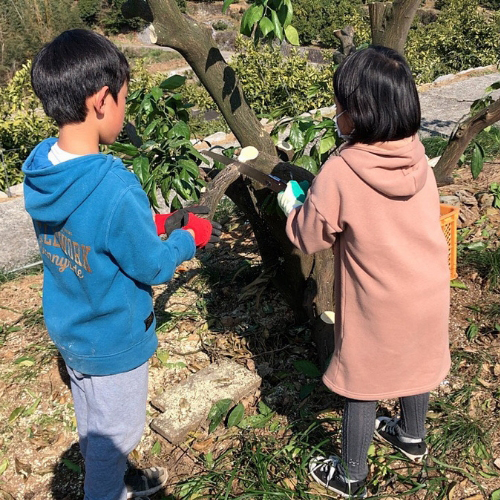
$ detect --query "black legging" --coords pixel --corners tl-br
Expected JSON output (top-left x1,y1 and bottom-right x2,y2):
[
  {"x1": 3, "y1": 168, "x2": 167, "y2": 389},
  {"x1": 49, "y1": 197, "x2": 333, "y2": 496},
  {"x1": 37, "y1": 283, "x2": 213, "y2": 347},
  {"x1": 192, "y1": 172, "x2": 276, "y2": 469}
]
[{"x1": 341, "y1": 393, "x2": 430, "y2": 481}]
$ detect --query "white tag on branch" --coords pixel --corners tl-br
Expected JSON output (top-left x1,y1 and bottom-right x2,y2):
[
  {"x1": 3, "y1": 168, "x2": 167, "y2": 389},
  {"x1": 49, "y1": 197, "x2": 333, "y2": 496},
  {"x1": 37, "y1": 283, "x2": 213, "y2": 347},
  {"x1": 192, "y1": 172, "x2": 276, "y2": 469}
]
[
  {"x1": 320, "y1": 311, "x2": 335, "y2": 324},
  {"x1": 149, "y1": 24, "x2": 158, "y2": 44},
  {"x1": 238, "y1": 146, "x2": 259, "y2": 163}
]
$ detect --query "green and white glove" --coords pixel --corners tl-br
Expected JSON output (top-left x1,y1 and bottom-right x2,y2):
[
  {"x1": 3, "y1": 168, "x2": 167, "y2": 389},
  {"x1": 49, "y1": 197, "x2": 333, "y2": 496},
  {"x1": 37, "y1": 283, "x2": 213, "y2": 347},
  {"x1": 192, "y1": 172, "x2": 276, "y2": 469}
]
[{"x1": 277, "y1": 180, "x2": 310, "y2": 216}]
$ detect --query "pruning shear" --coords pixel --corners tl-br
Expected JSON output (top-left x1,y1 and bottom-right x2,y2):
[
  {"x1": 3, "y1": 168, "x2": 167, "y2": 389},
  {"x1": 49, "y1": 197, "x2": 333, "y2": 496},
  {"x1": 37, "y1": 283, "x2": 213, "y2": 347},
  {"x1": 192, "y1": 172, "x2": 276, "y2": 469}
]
[{"x1": 202, "y1": 150, "x2": 287, "y2": 193}]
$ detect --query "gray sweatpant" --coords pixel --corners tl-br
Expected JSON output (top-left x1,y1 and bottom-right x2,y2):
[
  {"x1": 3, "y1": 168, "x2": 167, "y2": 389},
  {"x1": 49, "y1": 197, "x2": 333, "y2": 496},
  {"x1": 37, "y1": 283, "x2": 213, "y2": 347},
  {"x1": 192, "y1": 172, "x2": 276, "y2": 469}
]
[{"x1": 66, "y1": 362, "x2": 149, "y2": 500}]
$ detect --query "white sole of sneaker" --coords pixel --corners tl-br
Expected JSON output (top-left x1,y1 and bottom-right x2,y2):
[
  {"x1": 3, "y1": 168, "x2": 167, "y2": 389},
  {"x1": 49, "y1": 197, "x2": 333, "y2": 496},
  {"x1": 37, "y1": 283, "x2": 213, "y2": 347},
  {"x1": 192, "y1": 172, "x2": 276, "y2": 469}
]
[
  {"x1": 309, "y1": 459, "x2": 367, "y2": 499},
  {"x1": 126, "y1": 469, "x2": 168, "y2": 499}
]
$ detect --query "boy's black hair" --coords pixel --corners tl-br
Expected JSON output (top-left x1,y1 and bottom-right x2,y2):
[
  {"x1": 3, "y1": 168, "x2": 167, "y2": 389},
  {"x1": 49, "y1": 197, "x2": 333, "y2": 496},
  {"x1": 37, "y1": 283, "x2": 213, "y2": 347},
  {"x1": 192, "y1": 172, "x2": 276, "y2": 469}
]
[
  {"x1": 334, "y1": 45, "x2": 420, "y2": 144},
  {"x1": 31, "y1": 29, "x2": 130, "y2": 127}
]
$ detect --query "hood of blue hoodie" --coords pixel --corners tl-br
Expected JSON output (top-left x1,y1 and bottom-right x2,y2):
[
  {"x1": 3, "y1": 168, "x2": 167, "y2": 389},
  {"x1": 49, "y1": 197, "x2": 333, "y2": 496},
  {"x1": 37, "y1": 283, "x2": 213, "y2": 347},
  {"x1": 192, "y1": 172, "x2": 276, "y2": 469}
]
[{"x1": 22, "y1": 138, "x2": 115, "y2": 226}]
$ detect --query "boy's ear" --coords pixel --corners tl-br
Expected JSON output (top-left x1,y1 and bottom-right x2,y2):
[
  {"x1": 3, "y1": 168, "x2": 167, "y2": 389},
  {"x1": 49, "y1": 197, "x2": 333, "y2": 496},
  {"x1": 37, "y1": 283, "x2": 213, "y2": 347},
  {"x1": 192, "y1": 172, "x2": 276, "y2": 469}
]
[{"x1": 92, "y1": 86, "x2": 111, "y2": 115}]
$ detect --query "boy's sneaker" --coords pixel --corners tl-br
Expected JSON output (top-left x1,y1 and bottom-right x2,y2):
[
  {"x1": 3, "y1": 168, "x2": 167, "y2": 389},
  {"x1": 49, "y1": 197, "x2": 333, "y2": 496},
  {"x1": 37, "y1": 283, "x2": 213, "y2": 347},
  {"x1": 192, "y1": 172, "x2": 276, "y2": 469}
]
[
  {"x1": 309, "y1": 455, "x2": 367, "y2": 498},
  {"x1": 125, "y1": 466, "x2": 168, "y2": 499},
  {"x1": 374, "y1": 417, "x2": 427, "y2": 462}
]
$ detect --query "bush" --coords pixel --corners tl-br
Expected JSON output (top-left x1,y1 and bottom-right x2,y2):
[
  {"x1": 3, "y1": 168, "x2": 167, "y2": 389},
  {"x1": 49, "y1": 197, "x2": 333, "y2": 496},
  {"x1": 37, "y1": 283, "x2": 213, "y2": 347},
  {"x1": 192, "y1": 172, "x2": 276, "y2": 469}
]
[
  {"x1": 292, "y1": 0, "x2": 370, "y2": 48},
  {"x1": 0, "y1": 64, "x2": 58, "y2": 191},
  {"x1": 406, "y1": 0, "x2": 500, "y2": 83},
  {"x1": 230, "y1": 37, "x2": 335, "y2": 116}
]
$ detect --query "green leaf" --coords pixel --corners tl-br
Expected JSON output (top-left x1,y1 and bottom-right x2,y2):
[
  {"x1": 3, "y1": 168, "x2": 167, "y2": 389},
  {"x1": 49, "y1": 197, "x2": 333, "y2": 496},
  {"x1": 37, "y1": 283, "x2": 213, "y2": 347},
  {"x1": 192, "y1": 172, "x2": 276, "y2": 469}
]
[
  {"x1": 284, "y1": 25, "x2": 299, "y2": 46},
  {"x1": 295, "y1": 155, "x2": 318, "y2": 174},
  {"x1": 319, "y1": 135, "x2": 336, "y2": 155},
  {"x1": 467, "y1": 241, "x2": 486, "y2": 251},
  {"x1": 299, "y1": 383, "x2": 316, "y2": 400},
  {"x1": 208, "y1": 398, "x2": 232, "y2": 433},
  {"x1": 143, "y1": 119, "x2": 160, "y2": 137},
  {"x1": 151, "y1": 440, "x2": 161, "y2": 455},
  {"x1": 178, "y1": 159, "x2": 200, "y2": 178},
  {"x1": 289, "y1": 122, "x2": 305, "y2": 150},
  {"x1": 465, "y1": 322, "x2": 478, "y2": 341},
  {"x1": 491, "y1": 488, "x2": 500, "y2": 500},
  {"x1": 111, "y1": 142, "x2": 139, "y2": 156},
  {"x1": 270, "y1": 9, "x2": 283, "y2": 41},
  {"x1": 150, "y1": 87, "x2": 163, "y2": 101},
  {"x1": 0, "y1": 459, "x2": 8, "y2": 476},
  {"x1": 156, "y1": 350, "x2": 170, "y2": 365},
  {"x1": 227, "y1": 403, "x2": 245, "y2": 427},
  {"x1": 259, "y1": 17, "x2": 274, "y2": 37},
  {"x1": 241, "y1": 5, "x2": 264, "y2": 36},
  {"x1": 238, "y1": 414, "x2": 271, "y2": 429},
  {"x1": 294, "y1": 360, "x2": 322, "y2": 377},
  {"x1": 167, "y1": 121, "x2": 190, "y2": 140},
  {"x1": 485, "y1": 81, "x2": 500, "y2": 92},
  {"x1": 159, "y1": 75, "x2": 186, "y2": 90},
  {"x1": 222, "y1": 0, "x2": 236, "y2": 13},
  {"x1": 471, "y1": 142, "x2": 485, "y2": 179},
  {"x1": 8, "y1": 406, "x2": 25, "y2": 423},
  {"x1": 258, "y1": 400, "x2": 273, "y2": 415},
  {"x1": 15, "y1": 356, "x2": 35, "y2": 367},
  {"x1": 450, "y1": 279, "x2": 467, "y2": 289},
  {"x1": 133, "y1": 156, "x2": 150, "y2": 184},
  {"x1": 23, "y1": 397, "x2": 41, "y2": 416},
  {"x1": 278, "y1": 0, "x2": 293, "y2": 27},
  {"x1": 62, "y1": 458, "x2": 82, "y2": 474}
]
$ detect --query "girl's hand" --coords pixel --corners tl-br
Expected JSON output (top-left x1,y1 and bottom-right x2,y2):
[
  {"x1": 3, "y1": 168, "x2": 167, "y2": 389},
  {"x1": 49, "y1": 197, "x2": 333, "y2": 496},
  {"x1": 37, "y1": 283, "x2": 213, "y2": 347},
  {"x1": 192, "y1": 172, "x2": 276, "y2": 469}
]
[{"x1": 277, "y1": 180, "x2": 310, "y2": 216}]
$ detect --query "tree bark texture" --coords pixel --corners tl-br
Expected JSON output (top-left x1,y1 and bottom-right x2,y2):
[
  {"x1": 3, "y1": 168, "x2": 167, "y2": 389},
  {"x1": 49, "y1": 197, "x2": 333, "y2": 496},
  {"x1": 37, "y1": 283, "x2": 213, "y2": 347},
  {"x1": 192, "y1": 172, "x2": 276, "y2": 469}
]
[
  {"x1": 123, "y1": 0, "x2": 337, "y2": 362},
  {"x1": 368, "y1": 0, "x2": 420, "y2": 55},
  {"x1": 434, "y1": 97, "x2": 500, "y2": 185}
]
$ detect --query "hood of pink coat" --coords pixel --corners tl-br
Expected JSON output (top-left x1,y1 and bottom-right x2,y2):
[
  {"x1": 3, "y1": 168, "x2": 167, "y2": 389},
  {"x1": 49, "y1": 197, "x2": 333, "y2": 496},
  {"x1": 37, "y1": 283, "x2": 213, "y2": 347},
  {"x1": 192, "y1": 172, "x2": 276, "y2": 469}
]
[{"x1": 339, "y1": 136, "x2": 428, "y2": 198}]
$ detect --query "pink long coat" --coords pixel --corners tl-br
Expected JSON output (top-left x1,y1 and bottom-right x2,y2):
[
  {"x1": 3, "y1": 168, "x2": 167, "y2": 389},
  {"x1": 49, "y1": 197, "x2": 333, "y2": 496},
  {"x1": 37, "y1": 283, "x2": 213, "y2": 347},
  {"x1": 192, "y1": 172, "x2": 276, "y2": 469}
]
[{"x1": 286, "y1": 137, "x2": 450, "y2": 400}]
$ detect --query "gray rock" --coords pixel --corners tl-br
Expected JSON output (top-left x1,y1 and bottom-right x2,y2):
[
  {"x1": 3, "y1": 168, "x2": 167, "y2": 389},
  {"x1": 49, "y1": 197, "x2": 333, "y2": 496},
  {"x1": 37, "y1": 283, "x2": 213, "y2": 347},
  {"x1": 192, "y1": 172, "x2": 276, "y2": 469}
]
[{"x1": 0, "y1": 197, "x2": 39, "y2": 272}]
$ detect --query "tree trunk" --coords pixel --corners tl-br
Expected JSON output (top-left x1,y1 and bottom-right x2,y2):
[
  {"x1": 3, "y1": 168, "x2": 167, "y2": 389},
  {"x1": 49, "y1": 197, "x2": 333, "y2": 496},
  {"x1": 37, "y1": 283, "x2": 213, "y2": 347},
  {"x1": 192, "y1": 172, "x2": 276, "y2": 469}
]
[
  {"x1": 434, "y1": 97, "x2": 500, "y2": 185},
  {"x1": 369, "y1": 0, "x2": 420, "y2": 55},
  {"x1": 123, "y1": 0, "x2": 336, "y2": 363}
]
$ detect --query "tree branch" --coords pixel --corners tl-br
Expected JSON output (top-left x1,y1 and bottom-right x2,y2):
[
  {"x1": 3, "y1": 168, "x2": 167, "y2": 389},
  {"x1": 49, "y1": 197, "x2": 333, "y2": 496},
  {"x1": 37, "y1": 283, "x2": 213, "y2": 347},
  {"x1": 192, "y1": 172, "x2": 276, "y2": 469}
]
[{"x1": 434, "y1": 97, "x2": 500, "y2": 185}]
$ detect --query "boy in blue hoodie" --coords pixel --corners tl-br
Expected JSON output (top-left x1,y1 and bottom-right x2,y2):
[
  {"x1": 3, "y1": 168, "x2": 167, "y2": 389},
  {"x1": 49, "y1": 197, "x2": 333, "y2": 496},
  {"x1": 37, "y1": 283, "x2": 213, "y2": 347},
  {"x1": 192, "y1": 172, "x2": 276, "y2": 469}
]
[{"x1": 22, "y1": 29, "x2": 219, "y2": 500}]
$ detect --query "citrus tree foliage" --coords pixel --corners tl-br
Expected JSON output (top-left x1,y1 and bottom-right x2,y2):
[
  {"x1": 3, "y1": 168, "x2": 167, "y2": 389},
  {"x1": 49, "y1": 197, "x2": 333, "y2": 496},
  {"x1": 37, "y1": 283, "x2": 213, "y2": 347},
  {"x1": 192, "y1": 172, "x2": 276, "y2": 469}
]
[
  {"x1": 222, "y1": 0, "x2": 299, "y2": 46},
  {"x1": 406, "y1": 0, "x2": 500, "y2": 84},
  {"x1": 292, "y1": 0, "x2": 370, "y2": 48},
  {"x1": 111, "y1": 75, "x2": 207, "y2": 211},
  {"x1": 229, "y1": 37, "x2": 335, "y2": 116},
  {"x1": 0, "y1": 64, "x2": 58, "y2": 191}
]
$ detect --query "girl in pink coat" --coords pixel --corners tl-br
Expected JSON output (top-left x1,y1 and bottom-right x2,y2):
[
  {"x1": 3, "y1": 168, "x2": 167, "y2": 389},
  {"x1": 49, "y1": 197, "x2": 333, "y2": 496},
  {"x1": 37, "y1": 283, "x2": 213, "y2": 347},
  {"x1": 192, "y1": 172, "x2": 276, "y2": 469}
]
[{"x1": 278, "y1": 46, "x2": 450, "y2": 498}]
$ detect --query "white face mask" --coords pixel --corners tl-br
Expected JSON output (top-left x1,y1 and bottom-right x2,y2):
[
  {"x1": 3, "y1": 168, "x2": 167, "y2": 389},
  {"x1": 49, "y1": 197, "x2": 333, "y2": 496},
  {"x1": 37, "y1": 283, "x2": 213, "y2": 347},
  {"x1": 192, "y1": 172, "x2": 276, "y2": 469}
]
[{"x1": 334, "y1": 110, "x2": 353, "y2": 141}]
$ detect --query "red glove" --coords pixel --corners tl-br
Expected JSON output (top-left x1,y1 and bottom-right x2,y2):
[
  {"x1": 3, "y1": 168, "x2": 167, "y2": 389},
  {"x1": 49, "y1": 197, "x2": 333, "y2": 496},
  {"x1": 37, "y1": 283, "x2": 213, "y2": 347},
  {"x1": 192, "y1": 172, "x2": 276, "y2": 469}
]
[
  {"x1": 154, "y1": 213, "x2": 174, "y2": 236},
  {"x1": 183, "y1": 213, "x2": 213, "y2": 247},
  {"x1": 154, "y1": 207, "x2": 221, "y2": 248}
]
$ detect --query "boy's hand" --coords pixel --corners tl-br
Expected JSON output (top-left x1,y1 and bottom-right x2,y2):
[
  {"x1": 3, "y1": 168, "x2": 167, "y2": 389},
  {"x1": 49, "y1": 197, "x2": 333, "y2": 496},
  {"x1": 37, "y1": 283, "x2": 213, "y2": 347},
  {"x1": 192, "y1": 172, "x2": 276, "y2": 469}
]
[
  {"x1": 154, "y1": 206, "x2": 222, "y2": 248},
  {"x1": 183, "y1": 213, "x2": 222, "y2": 248},
  {"x1": 154, "y1": 206, "x2": 209, "y2": 236},
  {"x1": 277, "y1": 180, "x2": 310, "y2": 216}
]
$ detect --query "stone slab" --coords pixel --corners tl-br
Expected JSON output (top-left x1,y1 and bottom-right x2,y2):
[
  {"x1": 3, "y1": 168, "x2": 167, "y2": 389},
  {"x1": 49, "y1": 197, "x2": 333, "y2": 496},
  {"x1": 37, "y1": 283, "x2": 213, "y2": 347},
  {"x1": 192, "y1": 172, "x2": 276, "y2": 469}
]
[
  {"x1": 150, "y1": 359, "x2": 261, "y2": 444},
  {"x1": 0, "y1": 196, "x2": 39, "y2": 272}
]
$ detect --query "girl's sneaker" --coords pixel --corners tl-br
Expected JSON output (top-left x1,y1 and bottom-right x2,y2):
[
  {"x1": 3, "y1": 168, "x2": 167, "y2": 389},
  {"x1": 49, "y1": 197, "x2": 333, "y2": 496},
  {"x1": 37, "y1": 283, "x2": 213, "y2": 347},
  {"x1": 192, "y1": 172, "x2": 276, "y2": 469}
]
[
  {"x1": 374, "y1": 417, "x2": 427, "y2": 462},
  {"x1": 309, "y1": 455, "x2": 367, "y2": 498}
]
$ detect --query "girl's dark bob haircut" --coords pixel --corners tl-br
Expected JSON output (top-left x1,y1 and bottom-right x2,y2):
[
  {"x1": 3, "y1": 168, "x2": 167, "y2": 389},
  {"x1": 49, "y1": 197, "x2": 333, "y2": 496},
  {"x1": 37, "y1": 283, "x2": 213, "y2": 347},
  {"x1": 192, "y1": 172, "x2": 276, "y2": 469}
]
[{"x1": 334, "y1": 45, "x2": 421, "y2": 144}]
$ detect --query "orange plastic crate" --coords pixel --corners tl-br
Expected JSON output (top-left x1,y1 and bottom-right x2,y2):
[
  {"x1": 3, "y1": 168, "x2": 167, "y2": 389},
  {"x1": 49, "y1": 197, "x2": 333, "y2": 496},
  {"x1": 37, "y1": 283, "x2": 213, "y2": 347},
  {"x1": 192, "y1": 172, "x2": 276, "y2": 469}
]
[{"x1": 440, "y1": 204, "x2": 459, "y2": 280}]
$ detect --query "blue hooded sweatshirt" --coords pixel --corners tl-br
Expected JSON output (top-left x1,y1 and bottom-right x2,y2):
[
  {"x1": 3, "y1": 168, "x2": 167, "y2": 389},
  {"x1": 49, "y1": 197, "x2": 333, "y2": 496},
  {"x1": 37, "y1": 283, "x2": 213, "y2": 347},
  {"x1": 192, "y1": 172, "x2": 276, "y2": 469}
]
[{"x1": 22, "y1": 138, "x2": 196, "y2": 375}]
